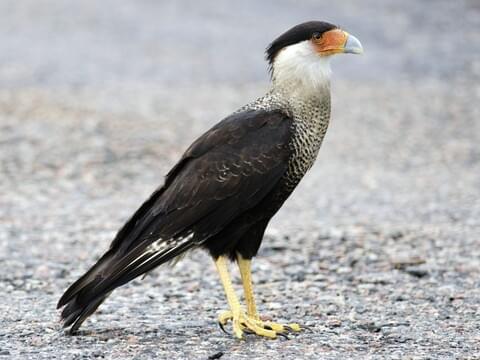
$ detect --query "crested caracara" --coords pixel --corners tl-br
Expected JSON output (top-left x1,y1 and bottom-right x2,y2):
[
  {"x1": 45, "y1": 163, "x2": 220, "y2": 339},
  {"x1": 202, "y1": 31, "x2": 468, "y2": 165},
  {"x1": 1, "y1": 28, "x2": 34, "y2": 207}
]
[{"x1": 58, "y1": 21, "x2": 363, "y2": 339}]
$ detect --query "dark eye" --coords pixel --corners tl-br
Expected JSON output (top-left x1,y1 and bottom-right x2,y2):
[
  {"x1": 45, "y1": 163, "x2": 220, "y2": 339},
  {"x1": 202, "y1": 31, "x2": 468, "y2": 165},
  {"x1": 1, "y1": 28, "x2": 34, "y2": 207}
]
[{"x1": 312, "y1": 32, "x2": 322, "y2": 40}]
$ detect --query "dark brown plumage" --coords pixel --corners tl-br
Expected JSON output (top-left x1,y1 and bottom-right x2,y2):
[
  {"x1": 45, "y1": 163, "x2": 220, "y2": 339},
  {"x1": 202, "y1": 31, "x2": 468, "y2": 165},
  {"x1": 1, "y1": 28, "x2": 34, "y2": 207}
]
[
  {"x1": 58, "y1": 109, "x2": 294, "y2": 331},
  {"x1": 58, "y1": 20, "x2": 363, "y2": 337}
]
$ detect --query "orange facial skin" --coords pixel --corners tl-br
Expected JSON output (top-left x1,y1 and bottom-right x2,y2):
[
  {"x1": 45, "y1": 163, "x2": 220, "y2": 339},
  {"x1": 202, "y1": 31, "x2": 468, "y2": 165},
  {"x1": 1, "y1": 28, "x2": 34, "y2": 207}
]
[{"x1": 312, "y1": 29, "x2": 348, "y2": 56}]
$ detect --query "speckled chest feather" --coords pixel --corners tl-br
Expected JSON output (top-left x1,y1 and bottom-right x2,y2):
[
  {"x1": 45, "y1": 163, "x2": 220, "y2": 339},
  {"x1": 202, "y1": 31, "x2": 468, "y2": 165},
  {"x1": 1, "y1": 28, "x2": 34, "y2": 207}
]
[{"x1": 240, "y1": 85, "x2": 331, "y2": 193}]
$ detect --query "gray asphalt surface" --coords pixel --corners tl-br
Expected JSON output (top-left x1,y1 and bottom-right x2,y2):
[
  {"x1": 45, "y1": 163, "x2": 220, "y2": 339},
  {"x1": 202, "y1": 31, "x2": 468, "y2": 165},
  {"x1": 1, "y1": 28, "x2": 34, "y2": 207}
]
[{"x1": 1, "y1": 0, "x2": 479, "y2": 359}]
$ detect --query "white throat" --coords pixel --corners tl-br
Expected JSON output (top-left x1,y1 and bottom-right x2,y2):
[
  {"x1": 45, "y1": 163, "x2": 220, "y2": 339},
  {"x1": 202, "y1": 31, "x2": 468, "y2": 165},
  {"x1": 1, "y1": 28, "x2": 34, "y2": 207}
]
[{"x1": 271, "y1": 40, "x2": 331, "y2": 96}]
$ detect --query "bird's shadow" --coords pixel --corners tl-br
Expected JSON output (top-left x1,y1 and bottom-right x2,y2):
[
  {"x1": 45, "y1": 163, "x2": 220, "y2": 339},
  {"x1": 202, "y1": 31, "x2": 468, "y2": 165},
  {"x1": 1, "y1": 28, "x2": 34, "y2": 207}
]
[
  {"x1": 63, "y1": 323, "x2": 310, "y2": 344},
  {"x1": 65, "y1": 323, "x2": 217, "y2": 342}
]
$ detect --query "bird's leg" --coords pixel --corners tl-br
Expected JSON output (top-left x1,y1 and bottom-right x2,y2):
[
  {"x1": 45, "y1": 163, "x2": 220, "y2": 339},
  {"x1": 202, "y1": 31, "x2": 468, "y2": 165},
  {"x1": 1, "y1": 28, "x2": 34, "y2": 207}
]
[
  {"x1": 237, "y1": 256, "x2": 258, "y2": 319},
  {"x1": 215, "y1": 256, "x2": 243, "y2": 338},
  {"x1": 236, "y1": 254, "x2": 302, "y2": 334},
  {"x1": 214, "y1": 256, "x2": 277, "y2": 339}
]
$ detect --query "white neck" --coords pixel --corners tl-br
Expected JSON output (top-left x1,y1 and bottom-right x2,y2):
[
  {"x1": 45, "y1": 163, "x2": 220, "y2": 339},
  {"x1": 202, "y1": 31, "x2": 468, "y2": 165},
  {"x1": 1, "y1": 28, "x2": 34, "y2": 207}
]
[{"x1": 270, "y1": 40, "x2": 331, "y2": 98}]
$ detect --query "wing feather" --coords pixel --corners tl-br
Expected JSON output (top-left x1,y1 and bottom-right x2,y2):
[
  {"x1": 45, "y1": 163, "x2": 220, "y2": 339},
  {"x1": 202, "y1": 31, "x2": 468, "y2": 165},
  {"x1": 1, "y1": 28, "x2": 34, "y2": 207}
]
[
  {"x1": 112, "y1": 109, "x2": 293, "y2": 254},
  {"x1": 77, "y1": 109, "x2": 292, "y2": 301},
  {"x1": 58, "y1": 109, "x2": 294, "y2": 330}
]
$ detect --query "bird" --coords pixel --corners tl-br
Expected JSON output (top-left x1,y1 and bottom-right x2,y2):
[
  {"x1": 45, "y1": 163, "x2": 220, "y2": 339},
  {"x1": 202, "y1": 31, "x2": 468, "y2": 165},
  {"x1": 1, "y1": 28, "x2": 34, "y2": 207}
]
[{"x1": 57, "y1": 20, "x2": 363, "y2": 339}]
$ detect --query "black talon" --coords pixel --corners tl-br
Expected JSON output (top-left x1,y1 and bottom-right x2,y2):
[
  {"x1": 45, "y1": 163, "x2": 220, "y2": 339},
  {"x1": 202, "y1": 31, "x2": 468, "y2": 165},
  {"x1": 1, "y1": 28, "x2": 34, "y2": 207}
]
[
  {"x1": 277, "y1": 332, "x2": 289, "y2": 340},
  {"x1": 302, "y1": 325, "x2": 314, "y2": 333},
  {"x1": 218, "y1": 322, "x2": 230, "y2": 335},
  {"x1": 243, "y1": 328, "x2": 255, "y2": 335}
]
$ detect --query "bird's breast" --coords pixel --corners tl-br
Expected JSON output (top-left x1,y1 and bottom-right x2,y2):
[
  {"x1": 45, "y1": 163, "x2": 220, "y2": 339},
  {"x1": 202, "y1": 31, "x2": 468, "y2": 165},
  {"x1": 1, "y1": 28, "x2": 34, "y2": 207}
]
[
  {"x1": 241, "y1": 90, "x2": 331, "y2": 193},
  {"x1": 283, "y1": 96, "x2": 331, "y2": 192}
]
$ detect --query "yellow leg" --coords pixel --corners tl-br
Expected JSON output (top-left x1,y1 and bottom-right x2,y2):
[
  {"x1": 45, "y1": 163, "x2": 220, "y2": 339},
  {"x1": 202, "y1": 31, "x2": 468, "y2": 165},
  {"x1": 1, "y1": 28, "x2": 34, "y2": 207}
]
[
  {"x1": 215, "y1": 256, "x2": 243, "y2": 339},
  {"x1": 236, "y1": 254, "x2": 302, "y2": 333},
  {"x1": 215, "y1": 256, "x2": 277, "y2": 339},
  {"x1": 215, "y1": 255, "x2": 302, "y2": 339},
  {"x1": 237, "y1": 256, "x2": 258, "y2": 319}
]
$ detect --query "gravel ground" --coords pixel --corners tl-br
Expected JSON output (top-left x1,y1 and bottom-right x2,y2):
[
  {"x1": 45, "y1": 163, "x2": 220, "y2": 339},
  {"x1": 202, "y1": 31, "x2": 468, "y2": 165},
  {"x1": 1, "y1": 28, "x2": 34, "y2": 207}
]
[{"x1": 1, "y1": 1, "x2": 479, "y2": 359}]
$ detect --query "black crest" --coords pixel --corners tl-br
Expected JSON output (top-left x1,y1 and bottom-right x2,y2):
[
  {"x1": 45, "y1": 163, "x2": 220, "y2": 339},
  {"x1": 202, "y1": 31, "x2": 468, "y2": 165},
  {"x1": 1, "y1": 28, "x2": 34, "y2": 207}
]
[{"x1": 266, "y1": 21, "x2": 338, "y2": 66}]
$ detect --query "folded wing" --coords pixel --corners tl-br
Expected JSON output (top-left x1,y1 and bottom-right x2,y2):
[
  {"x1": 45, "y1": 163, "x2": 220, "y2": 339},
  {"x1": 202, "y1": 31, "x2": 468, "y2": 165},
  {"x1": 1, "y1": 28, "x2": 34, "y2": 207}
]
[{"x1": 57, "y1": 109, "x2": 293, "y2": 331}]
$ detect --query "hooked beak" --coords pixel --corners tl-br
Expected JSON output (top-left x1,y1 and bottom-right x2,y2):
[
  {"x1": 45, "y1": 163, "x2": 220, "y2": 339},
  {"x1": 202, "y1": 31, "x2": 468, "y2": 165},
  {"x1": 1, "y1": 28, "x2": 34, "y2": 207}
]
[
  {"x1": 314, "y1": 29, "x2": 363, "y2": 56},
  {"x1": 343, "y1": 33, "x2": 363, "y2": 54}
]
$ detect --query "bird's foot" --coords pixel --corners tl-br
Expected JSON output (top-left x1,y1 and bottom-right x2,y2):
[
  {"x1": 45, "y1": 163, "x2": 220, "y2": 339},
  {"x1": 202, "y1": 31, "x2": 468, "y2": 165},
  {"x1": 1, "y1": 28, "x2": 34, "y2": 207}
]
[{"x1": 218, "y1": 310, "x2": 301, "y2": 339}]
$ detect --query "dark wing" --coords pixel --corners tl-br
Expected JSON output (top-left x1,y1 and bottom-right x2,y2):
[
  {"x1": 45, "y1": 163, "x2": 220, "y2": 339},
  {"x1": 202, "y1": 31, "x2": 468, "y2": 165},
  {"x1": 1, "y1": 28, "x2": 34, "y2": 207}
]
[
  {"x1": 58, "y1": 108, "x2": 293, "y2": 322},
  {"x1": 111, "y1": 108, "x2": 293, "y2": 254}
]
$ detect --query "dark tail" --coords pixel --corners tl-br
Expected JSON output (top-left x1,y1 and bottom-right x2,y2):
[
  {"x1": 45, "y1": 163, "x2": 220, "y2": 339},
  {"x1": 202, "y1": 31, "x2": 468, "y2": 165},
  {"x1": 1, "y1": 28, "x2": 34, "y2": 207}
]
[
  {"x1": 57, "y1": 237, "x2": 196, "y2": 333},
  {"x1": 57, "y1": 251, "x2": 116, "y2": 333}
]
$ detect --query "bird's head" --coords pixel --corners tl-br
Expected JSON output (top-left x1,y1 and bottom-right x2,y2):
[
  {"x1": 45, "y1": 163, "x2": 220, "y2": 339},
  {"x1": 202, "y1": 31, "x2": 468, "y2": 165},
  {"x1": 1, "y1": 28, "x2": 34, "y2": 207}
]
[{"x1": 266, "y1": 21, "x2": 363, "y2": 92}]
